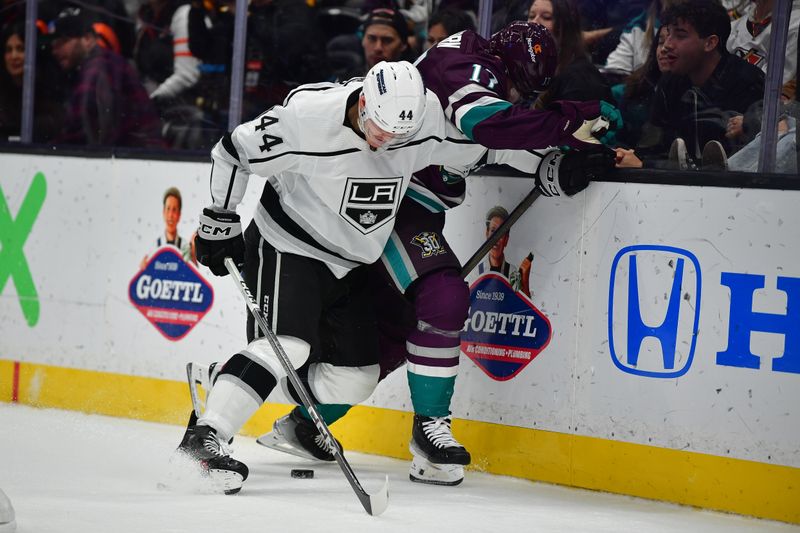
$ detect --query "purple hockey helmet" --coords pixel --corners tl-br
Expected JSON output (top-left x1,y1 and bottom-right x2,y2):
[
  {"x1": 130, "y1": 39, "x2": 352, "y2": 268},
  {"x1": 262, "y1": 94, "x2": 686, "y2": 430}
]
[{"x1": 489, "y1": 21, "x2": 557, "y2": 98}]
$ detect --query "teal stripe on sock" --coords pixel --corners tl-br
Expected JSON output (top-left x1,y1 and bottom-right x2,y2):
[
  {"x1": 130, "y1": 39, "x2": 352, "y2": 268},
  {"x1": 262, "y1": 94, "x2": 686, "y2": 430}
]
[
  {"x1": 407, "y1": 372, "x2": 456, "y2": 417},
  {"x1": 298, "y1": 404, "x2": 352, "y2": 425}
]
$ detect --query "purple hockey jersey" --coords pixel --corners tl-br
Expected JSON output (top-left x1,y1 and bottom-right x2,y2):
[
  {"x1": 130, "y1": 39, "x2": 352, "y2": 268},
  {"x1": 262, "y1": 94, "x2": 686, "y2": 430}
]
[{"x1": 415, "y1": 30, "x2": 576, "y2": 150}]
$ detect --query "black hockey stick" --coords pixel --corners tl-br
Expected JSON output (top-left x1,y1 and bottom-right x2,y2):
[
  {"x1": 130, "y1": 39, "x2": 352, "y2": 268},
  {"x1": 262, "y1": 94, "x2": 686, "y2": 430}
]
[
  {"x1": 459, "y1": 188, "x2": 542, "y2": 278},
  {"x1": 224, "y1": 257, "x2": 389, "y2": 516}
]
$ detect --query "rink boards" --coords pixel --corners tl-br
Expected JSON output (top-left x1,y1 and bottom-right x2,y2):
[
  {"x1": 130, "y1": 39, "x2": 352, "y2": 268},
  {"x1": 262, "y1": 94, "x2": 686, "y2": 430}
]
[{"x1": 1, "y1": 153, "x2": 798, "y2": 523}]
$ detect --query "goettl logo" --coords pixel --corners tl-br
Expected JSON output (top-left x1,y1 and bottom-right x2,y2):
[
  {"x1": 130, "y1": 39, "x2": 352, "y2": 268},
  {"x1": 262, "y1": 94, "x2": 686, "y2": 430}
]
[
  {"x1": 129, "y1": 248, "x2": 213, "y2": 340},
  {"x1": 461, "y1": 273, "x2": 552, "y2": 381}
]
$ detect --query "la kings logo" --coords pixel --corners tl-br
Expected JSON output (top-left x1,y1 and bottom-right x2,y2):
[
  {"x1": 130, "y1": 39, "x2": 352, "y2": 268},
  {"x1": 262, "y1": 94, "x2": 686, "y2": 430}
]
[{"x1": 340, "y1": 177, "x2": 402, "y2": 234}]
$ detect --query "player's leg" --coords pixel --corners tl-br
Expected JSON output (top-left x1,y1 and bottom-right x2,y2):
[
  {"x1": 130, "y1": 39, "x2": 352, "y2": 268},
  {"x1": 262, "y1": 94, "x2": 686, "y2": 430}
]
[
  {"x1": 405, "y1": 268, "x2": 471, "y2": 485},
  {"x1": 380, "y1": 199, "x2": 472, "y2": 484},
  {"x1": 260, "y1": 264, "x2": 382, "y2": 461},
  {"x1": 177, "y1": 223, "x2": 321, "y2": 492},
  {"x1": 259, "y1": 276, "x2": 412, "y2": 460}
]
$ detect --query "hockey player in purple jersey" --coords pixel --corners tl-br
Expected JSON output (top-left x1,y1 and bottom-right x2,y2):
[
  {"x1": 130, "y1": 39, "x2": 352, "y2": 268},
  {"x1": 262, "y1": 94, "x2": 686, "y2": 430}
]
[
  {"x1": 417, "y1": 21, "x2": 618, "y2": 151},
  {"x1": 259, "y1": 22, "x2": 620, "y2": 486}
]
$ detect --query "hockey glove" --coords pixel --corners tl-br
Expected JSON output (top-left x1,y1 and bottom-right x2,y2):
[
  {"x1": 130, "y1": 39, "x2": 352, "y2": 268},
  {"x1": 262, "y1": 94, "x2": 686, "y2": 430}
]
[
  {"x1": 551, "y1": 100, "x2": 623, "y2": 150},
  {"x1": 535, "y1": 147, "x2": 616, "y2": 197},
  {"x1": 196, "y1": 208, "x2": 245, "y2": 276}
]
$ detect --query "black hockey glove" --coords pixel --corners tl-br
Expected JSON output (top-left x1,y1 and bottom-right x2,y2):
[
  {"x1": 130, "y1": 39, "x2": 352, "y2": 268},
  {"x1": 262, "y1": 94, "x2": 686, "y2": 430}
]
[
  {"x1": 535, "y1": 148, "x2": 616, "y2": 197},
  {"x1": 195, "y1": 208, "x2": 245, "y2": 276}
]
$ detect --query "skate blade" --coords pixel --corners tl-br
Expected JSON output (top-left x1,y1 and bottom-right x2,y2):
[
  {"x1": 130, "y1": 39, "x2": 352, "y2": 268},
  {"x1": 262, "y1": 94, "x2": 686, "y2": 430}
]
[
  {"x1": 158, "y1": 451, "x2": 244, "y2": 495},
  {"x1": 256, "y1": 430, "x2": 320, "y2": 462},
  {"x1": 208, "y1": 468, "x2": 245, "y2": 495},
  {"x1": 409, "y1": 456, "x2": 464, "y2": 486}
]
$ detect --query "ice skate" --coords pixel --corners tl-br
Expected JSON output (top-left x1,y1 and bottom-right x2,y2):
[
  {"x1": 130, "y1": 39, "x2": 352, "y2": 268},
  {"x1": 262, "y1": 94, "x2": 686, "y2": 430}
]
[
  {"x1": 176, "y1": 422, "x2": 249, "y2": 495},
  {"x1": 257, "y1": 407, "x2": 340, "y2": 462},
  {"x1": 701, "y1": 140, "x2": 728, "y2": 171},
  {"x1": 409, "y1": 415, "x2": 471, "y2": 486}
]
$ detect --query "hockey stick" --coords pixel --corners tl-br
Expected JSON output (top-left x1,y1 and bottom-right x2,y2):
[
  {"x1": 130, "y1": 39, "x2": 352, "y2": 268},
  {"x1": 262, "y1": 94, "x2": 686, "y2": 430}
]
[
  {"x1": 223, "y1": 257, "x2": 389, "y2": 517},
  {"x1": 459, "y1": 188, "x2": 542, "y2": 278}
]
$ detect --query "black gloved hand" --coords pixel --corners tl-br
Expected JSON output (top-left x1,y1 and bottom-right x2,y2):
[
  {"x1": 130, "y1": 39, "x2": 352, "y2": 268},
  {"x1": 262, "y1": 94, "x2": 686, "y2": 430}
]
[
  {"x1": 558, "y1": 147, "x2": 616, "y2": 196},
  {"x1": 195, "y1": 208, "x2": 245, "y2": 276},
  {"x1": 536, "y1": 148, "x2": 616, "y2": 197}
]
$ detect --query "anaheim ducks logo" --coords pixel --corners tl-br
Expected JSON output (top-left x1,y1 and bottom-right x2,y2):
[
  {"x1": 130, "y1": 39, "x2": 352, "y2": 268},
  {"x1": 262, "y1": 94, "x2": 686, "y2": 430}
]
[
  {"x1": 411, "y1": 231, "x2": 447, "y2": 258},
  {"x1": 340, "y1": 177, "x2": 402, "y2": 234}
]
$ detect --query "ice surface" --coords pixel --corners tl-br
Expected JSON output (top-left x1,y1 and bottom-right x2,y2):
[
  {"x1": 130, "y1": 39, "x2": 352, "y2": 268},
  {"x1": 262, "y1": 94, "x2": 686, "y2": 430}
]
[{"x1": 1, "y1": 404, "x2": 796, "y2": 533}]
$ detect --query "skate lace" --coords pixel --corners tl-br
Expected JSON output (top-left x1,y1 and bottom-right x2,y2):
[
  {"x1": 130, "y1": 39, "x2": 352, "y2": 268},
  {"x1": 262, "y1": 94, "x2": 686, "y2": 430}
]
[
  {"x1": 422, "y1": 417, "x2": 460, "y2": 449},
  {"x1": 313, "y1": 433, "x2": 336, "y2": 455},
  {"x1": 202, "y1": 432, "x2": 226, "y2": 457}
]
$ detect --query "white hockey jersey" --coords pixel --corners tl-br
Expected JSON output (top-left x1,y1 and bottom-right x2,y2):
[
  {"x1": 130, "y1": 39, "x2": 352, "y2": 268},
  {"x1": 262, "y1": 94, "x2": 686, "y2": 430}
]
[
  {"x1": 208, "y1": 79, "x2": 549, "y2": 278},
  {"x1": 603, "y1": 11, "x2": 650, "y2": 76},
  {"x1": 727, "y1": 2, "x2": 800, "y2": 85}
]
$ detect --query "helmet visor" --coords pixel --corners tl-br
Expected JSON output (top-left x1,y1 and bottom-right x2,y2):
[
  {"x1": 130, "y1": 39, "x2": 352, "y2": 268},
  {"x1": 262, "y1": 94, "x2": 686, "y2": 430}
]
[{"x1": 362, "y1": 117, "x2": 417, "y2": 150}]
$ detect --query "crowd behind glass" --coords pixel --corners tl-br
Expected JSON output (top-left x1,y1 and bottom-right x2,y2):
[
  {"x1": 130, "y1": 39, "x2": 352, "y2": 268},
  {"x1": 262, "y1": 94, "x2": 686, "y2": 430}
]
[{"x1": 0, "y1": 0, "x2": 797, "y2": 174}]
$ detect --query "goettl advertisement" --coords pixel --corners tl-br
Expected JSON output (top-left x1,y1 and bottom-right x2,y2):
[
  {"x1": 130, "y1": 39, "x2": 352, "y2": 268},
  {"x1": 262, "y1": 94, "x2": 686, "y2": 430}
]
[
  {"x1": 128, "y1": 186, "x2": 213, "y2": 340},
  {"x1": 461, "y1": 205, "x2": 552, "y2": 381}
]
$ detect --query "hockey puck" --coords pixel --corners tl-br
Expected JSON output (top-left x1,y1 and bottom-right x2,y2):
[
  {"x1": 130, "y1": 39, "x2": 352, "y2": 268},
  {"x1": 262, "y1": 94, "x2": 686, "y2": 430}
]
[{"x1": 290, "y1": 469, "x2": 314, "y2": 479}]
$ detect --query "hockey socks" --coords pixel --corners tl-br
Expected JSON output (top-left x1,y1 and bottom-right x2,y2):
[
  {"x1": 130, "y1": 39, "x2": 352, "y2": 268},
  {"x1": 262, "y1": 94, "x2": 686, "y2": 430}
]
[
  {"x1": 407, "y1": 372, "x2": 456, "y2": 418},
  {"x1": 297, "y1": 403, "x2": 352, "y2": 425}
]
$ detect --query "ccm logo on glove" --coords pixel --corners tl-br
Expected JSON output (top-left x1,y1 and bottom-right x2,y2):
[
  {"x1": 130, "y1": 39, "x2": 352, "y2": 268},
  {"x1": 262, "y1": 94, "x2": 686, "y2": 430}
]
[
  {"x1": 541, "y1": 151, "x2": 564, "y2": 197},
  {"x1": 196, "y1": 208, "x2": 245, "y2": 276}
]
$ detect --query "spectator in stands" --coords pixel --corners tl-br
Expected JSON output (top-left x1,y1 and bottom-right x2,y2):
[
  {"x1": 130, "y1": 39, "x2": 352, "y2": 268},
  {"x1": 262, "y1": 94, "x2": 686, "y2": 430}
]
[
  {"x1": 615, "y1": 0, "x2": 765, "y2": 169},
  {"x1": 188, "y1": 0, "x2": 328, "y2": 146},
  {"x1": 571, "y1": 0, "x2": 650, "y2": 66},
  {"x1": 186, "y1": 0, "x2": 234, "y2": 143},
  {"x1": 424, "y1": 7, "x2": 476, "y2": 50},
  {"x1": 0, "y1": 22, "x2": 64, "y2": 143},
  {"x1": 612, "y1": 25, "x2": 671, "y2": 148},
  {"x1": 362, "y1": 8, "x2": 413, "y2": 70},
  {"x1": 528, "y1": 0, "x2": 614, "y2": 109},
  {"x1": 50, "y1": 8, "x2": 164, "y2": 147},
  {"x1": 243, "y1": 0, "x2": 329, "y2": 119},
  {"x1": 603, "y1": 0, "x2": 682, "y2": 82},
  {"x1": 722, "y1": 0, "x2": 752, "y2": 20},
  {"x1": 135, "y1": 0, "x2": 199, "y2": 104},
  {"x1": 722, "y1": 0, "x2": 799, "y2": 173},
  {"x1": 135, "y1": 0, "x2": 201, "y2": 148},
  {"x1": 723, "y1": 0, "x2": 800, "y2": 151},
  {"x1": 325, "y1": 7, "x2": 415, "y2": 80},
  {"x1": 362, "y1": 0, "x2": 431, "y2": 52},
  {"x1": 40, "y1": 0, "x2": 136, "y2": 59},
  {"x1": 728, "y1": 0, "x2": 799, "y2": 90}
]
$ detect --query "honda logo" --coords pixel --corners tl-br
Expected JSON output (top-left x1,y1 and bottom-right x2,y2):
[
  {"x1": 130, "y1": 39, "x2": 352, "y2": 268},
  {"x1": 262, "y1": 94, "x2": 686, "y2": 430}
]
[{"x1": 608, "y1": 245, "x2": 702, "y2": 378}]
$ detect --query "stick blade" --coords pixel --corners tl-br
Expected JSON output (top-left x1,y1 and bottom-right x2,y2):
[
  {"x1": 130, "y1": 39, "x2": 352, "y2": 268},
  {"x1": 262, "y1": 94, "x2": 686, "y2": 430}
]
[{"x1": 363, "y1": 475, "x2": 389, "y2": 516}]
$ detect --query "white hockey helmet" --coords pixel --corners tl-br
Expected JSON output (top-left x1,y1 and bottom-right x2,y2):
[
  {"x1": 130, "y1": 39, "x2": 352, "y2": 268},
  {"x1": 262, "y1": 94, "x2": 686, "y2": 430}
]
[{"x1": 359, "y1": 60, "x2": 426, "y2": 142}]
